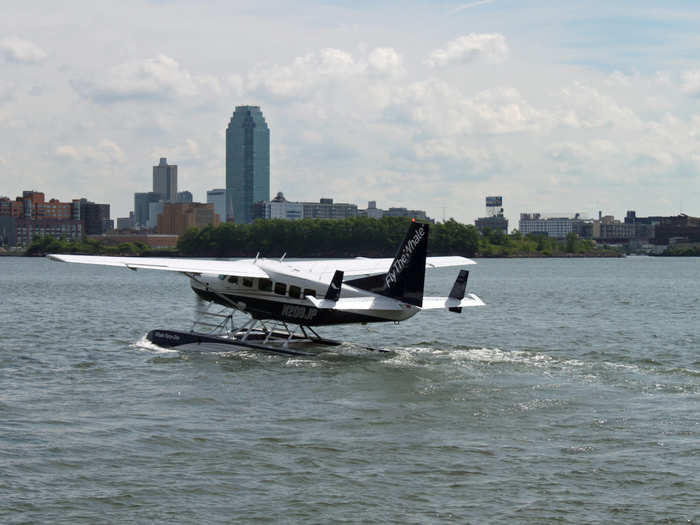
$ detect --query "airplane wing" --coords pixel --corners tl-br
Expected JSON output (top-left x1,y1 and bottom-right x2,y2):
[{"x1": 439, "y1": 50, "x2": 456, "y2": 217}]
[
  {"x1": 288, "y1": 255, "x2": 476, "y2": 280},
  {"x1": 47, "y1": 254, "x2": 269, "y2": 278}
]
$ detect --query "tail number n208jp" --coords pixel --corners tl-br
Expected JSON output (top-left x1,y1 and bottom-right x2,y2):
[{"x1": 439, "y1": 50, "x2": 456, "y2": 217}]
[{"x1": 281, "y1": 304, "x2": 318, "y2": 321}]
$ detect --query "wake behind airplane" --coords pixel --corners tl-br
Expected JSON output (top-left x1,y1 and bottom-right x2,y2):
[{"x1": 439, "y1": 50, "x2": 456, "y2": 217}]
[{"x1": 48, "y1": 221, "x2": 484, "y2": 356}]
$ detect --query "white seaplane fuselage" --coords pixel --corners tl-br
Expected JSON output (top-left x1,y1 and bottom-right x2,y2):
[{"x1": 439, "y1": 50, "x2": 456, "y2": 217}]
[{"x1": 190, "y1": 258, "x2": 420, "y2": 326}]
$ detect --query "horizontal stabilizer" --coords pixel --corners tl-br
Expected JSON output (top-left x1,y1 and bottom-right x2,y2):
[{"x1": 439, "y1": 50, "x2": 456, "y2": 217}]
[
  {"x1": 420, "y1": 294, "x2": 485, "y2": 310},
  {"x1": 426, "y1": 256, "x2": 476, "y2": 268},
  {"x1": 306, "y1": 296, "x2": 410, "y2": 311}
]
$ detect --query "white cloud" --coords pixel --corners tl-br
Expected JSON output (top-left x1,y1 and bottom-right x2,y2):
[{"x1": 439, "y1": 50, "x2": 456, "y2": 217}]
[
  {"x1": 680, "y1": 69, "x2": 700, "y2": 96},
  {"x1": 0, "y1": 37, "x2": 47, "y2": 64},
  {"x1": 655, "y1": 71, "x2": 672, "y2": 86},
  {"x1": 548, "y1": 140, "x2": 618, "y2": 166},
  {"x1": 72, "y1": 54, "x2": 218, "y2": 103},
  {"x1": 248, "y1": 47, "x2": 404, "y2": 100},
  {"x1": 55, "y1": 140, "x2": 126, "y2": 164},
  {"x1": 413, "y1": 139, "x2": 496, "y2": 172},
  {"x1": 248, "y1": 48, "x2": 366, "y2": 100},
  {"x1": 390, "y1": 81, "x2": 547, "y2": 136},
  {"x1": 0, "y1": 81, "x2": 16, "y2": 105},
  {"x1": 367, "y1": 47, "x2": 404, "y2": 76},
  {"x1": 557, "y1": 83, "x2": 642, "y2": 130},
  {"x1": 426, "y1": 33, "x2": 508, "y2": 68}
]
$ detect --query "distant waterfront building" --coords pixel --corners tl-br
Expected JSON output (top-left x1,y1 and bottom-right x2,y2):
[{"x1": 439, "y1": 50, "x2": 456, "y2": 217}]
[
  {"x1": 0, "y1": 216, "x2": 17, "y2": 246},
  {"x1": 475, "y1": 196, "x2": 508, "y2": 234},
  {"x1": 72, "y1": 198, "x2": 111, "y2": 235},
  {"x1": 116, "y1": 213, "x2": 135, "y2": 231},
  {"x1": 206, "y1": 189, "x2": 227, "y2": 224},
  {"x1": 15, "y1": 218, "x2": 83, "y2": 246},
  {"x1": 358, "y1": 201, "x2": 433, "y2": 222},
  {"x1": 252, "y1": 194, "x2": 357, "y2": 220},
  {"x1": 519, "y1": 213, "x2": 586, "y2": 239},
  {"x1": 153, "y1": 157, "x2": 177, "y2": 202},
  {"x1": 147, "y1": 201, "x2": 165, "y2": 229},
  {"x1": 0, "y1": 191, "x2": 108, "y2": 246},
  {"x1": 385, "y1": 207, "x2": 430, "y2": 221},
  {"x1": 303, "y1": 198, "x2": 357, "y2": 219},
  {"x1": 134, "y1": 192, "x2": 162, "y2": 229},
  {"x1": 226, "y1": 106, "x2": 270, "y2": 224},
  {"x1": 624, "y1": 210, "x2": 660, "y2": 242},
  {"x1": 360, "y1": 201, "x2": 384, "y2": 219},
  {"x1": 176, "y1": 191, "x2": 193, "y2": 203},
  {"x1": 592, "y1": 214, "x2": 636, "y2": 242},
  {"x1": 650, "y1": 214, "x2": 700, "y2": 245},
  {"x1": 156, "y1": 202, "x2": 220, "y2": 235},
  {"x1": 253, "y1": 192, "x2": 303, "y2": 220}
]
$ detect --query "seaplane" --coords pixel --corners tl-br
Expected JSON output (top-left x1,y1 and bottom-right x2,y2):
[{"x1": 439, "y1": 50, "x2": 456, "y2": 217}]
[{"x1": 48, "y1": 221, "x2": 484, "y2": 356}]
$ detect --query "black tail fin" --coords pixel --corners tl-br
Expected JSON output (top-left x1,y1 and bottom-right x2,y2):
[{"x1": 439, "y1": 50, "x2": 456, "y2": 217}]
[
  {"x1": 324, "y1": 270, "x2": 344, "y2": 301},
  {"x1": 448, "y1": 269, "x2": 469, "y2": 313},
  {"x1": 345, "y1": 221, "x2": 429, "y2": 306},
  {"x1": 383, "y1": 221, "x2": 429, "y2": 306}
]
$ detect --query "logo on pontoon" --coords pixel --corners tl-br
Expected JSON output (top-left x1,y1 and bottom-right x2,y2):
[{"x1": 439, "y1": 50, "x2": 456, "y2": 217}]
[
  {"x1": 385, "y1": 226, "x2": 425, "y2": 288},
  {"x1": 154, "y1": 331, "x2": 180, "y2": 341},
  {"x1": 281, "y1": 304, "x2": 318, "y2": 321}
]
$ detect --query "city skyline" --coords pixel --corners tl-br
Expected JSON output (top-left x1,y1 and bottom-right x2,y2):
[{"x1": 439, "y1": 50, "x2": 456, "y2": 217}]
[{"x1": 1, "y1": 1, "x2": 700, "y2": 228}]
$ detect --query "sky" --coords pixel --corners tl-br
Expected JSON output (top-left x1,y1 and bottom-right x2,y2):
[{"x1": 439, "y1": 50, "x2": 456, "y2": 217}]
[{"x1": 2, "y1": 0, "x2": 700, "y2": 226}]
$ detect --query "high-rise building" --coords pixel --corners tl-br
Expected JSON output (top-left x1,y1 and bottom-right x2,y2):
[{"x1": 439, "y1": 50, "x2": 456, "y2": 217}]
[
  {"x1": 206, "y1": 189, "x2": 227, "y2": 224},
  {"x1": 153, "y1": 157, "x2": 178, "y2": 202},
  {"x1": 176, "y1": 191, "x2": 193, "y2": 203},
  {"x1": 72, "y1": 198, "x2": 111, "y2": 234},
  {"x1": 134, "y1": 192, "x2": 162, "y2": 229},
  {"x1": 226, "y1": 106, "x2": 270, "y2": 224}
]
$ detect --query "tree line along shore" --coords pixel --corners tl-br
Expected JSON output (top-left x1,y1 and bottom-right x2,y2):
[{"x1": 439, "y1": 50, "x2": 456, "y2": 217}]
[{"x1": 22, "y1": 217, "x2": 630, "y2": 258}]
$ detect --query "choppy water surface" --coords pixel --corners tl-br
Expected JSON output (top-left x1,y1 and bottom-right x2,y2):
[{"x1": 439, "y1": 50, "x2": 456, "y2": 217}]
[{"x1": 1, "y1": 257, "x2": 698, "y2": 524}]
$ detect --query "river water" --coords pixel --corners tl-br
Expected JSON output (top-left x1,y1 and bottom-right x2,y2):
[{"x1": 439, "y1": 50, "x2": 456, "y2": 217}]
[{"x1": 1, "y1": 256, "x2": 698, "y2": 524}]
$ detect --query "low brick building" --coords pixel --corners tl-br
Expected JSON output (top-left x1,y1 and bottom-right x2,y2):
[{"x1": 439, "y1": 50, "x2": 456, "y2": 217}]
[{"x1": 156, "y1": 202, "x2": 219, "y2": 235}]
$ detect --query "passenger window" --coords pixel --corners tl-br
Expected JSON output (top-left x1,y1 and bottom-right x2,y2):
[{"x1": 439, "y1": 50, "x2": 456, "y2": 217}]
[
  {"x1": 227, "y1": 276, "x2": 238, "y2": 284},
  {"x1": 303, "y1": 288, "x2": 316, "y2": 298},
  {"x1": 289, "y1": 285, "x2": 301, "y2": 299},
  {"x1": 274, "y1": 282, "x2": 286, "y2": 295},
  {"x1": 242, "y1": 278, "x2": 253, "y2": 287},
  {"x1": 218, "y1": 274, "x2": 226, "y2": 280},
  {"x1": 258, "y1": 279, "x2": 273, "y2": 292}
]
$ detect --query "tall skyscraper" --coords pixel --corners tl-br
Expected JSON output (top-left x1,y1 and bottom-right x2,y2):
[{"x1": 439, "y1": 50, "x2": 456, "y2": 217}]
[
  {"x1": 226, "y1": 106, "x2": 270, "y2": 224},
  {"x1": 153, "y1": 157, "x2": 177, "y2": 202}
]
